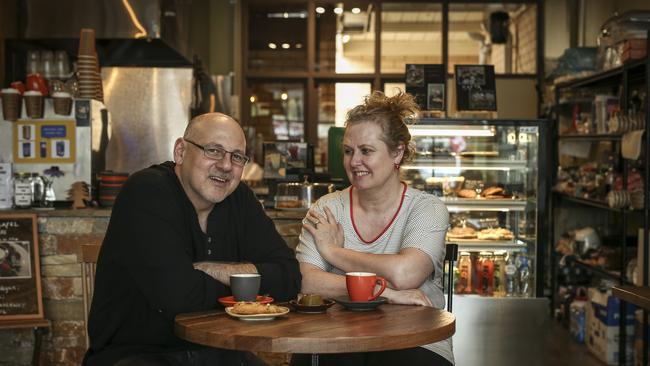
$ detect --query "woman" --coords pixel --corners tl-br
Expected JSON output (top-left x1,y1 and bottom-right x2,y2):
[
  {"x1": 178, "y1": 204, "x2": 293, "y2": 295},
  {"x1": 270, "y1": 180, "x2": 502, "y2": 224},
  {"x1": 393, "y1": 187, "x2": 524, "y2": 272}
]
[{"x1": 293, "y1": 91, "x2": 453, "y2": 366}]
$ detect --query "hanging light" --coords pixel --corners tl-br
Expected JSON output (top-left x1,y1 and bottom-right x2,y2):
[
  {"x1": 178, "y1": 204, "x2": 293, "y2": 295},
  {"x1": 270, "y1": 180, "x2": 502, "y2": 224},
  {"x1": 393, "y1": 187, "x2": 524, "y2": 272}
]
[
  {"x1": 281, "y1": 43, "x2": 290, "y2": 49},
  {"x1": 250, "y1": 95, "x2": 256, "y2": 103},
  {"x1": 333, "y1": 7, "x2": 343, "y2": 15},
  {"x1": 351, "y1": 7, "x2": 361, "y2": 14},
  {"x1": 316, "y1": 6, "x2": 325, "y2": 14},
  {"x1": 268, "y1": 43, "x2": 277, "y2": 49},
  {"x1": 281, "y1": 92, "x2": 288, "y2": 101}
]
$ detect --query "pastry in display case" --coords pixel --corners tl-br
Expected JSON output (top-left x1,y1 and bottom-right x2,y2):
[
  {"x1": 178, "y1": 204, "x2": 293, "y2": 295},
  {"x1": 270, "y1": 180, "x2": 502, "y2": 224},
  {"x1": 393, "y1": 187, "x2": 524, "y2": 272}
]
[{"x1": 404, "y1": 119, "x2": 549, "y2": 298}]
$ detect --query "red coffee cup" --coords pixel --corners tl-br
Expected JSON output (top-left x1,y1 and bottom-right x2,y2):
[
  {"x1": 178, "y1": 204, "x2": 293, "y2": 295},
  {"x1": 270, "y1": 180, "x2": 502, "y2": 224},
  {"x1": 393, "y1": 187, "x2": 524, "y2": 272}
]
[{"x1": 346, "y1": 272, "x2": 387, "y2": 302}]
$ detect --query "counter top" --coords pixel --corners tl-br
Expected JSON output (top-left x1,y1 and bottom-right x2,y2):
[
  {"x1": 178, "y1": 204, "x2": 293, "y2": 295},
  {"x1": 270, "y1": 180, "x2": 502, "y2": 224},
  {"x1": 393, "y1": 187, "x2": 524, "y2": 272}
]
[
  {"x1": 0, "y1": 207, "x2": 113, "y2": 217},
  {"x1": 0, "y1": 207, "x2": 306, "y2": 219}
]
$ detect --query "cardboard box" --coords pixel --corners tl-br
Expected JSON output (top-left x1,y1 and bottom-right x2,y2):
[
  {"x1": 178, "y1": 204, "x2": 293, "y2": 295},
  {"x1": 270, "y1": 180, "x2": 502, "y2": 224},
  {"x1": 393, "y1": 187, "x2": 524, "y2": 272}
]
[{"x1": 586, "y1": 288, "x2": 636, "y2": 365}]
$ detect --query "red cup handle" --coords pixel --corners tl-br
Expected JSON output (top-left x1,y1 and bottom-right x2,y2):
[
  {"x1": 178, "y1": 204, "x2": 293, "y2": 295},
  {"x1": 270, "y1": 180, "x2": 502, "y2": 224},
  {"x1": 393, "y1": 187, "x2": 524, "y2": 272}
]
[{"x1": 369, "y1": 277, "x2": 387, "y2": 301}]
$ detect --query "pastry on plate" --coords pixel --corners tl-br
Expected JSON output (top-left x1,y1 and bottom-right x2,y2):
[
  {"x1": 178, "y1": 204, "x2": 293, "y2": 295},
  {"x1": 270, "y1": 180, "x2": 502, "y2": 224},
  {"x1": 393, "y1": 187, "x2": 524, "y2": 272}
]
[
  {"x1": 482, "y1": 186, "x2": 504, "y2": 198},
  {"x1": 457, "y1": 189, "x2": 478, "y2": 198},
  {"x1": 447, "y1": 226, "x2": 477, "y2": 239},
  {"x1": 477, "y1": 228, "x2": 514, "y2": 240},
  {"x1": 230, "y1": 302, "x2": 286, "y2": 315}
]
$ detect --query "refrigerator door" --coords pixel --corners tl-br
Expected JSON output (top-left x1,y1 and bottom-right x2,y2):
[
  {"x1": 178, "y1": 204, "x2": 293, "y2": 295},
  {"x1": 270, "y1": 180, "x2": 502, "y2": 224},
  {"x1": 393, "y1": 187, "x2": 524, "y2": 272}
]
[{"x1": 100, "y1": 67, "x2": 192, "y2": 173}]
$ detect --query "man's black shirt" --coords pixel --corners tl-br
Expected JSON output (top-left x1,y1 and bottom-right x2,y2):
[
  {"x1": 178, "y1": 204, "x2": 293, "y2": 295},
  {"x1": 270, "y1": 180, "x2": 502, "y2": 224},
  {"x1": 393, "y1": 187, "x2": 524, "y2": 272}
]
[{"x1": 84, "y1": 162, "x2": 301, "y2": 365}]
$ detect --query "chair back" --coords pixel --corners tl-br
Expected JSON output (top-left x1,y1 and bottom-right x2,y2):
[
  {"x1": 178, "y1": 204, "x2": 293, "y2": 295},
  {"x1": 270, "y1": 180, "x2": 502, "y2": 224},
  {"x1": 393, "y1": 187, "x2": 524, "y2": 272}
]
[
  {"x1": 443, "y1": 243, "x2": 459, "y2": 312},
  {"x1": 78, "y1": 243, "x2": 101, "y2": 348}
]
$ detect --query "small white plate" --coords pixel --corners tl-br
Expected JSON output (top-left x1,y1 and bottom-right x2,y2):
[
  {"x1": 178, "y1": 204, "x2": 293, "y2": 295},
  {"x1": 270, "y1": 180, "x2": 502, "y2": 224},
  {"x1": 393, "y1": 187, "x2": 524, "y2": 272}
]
[{"x1": 225, "y1": 306, "x2": 290, "y2": 321}]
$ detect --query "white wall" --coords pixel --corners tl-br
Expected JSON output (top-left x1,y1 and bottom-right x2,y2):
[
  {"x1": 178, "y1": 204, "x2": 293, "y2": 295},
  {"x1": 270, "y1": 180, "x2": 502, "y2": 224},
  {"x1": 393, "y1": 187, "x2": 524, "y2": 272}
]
[{"x1": 544, "y1": 0, "x2": 570, "y2": 59}]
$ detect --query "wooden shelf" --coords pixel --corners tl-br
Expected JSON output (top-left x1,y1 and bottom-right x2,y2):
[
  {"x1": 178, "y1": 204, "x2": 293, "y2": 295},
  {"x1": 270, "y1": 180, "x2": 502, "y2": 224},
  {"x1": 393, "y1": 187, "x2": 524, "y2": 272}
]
[
  {"x1": 554, "y1": 192, "x2": 626, "y2": 213},
  {"x1": 555, "y1": 59, "x2": 646, "y2": 89},
  {"x1": 557, "y1": 134, "x2": 622, "y2": 141},
  {"x1": 613, "y1": 286, "x2": 650, "y2": 310},
  {"x1": 572, "y1": 260, "x2": 635, "y2": 285}
]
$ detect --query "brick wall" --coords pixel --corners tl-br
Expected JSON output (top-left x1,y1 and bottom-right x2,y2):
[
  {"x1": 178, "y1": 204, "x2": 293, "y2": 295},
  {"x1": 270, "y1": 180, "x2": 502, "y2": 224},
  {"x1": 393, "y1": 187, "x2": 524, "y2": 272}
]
[{"x1": 0, "y1": 209, "x2": 302, "y2": 366}]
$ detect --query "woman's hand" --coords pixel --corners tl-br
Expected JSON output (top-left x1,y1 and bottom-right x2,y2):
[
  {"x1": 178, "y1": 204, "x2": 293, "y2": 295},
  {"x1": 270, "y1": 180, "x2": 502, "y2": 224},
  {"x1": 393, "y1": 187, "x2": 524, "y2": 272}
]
[
  {"x1": 383, "y1": 288, "x2": 433, "y2": 307},
  {"x1": 302, "y1": 207, "x2": 344, "y2": 260}
]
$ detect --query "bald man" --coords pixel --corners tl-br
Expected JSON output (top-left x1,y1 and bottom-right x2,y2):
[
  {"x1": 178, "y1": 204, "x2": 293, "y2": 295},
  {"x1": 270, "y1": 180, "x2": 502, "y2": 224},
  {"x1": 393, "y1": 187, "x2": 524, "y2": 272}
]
[{"x1": 84, "y1": 113, "x2": 301, "y2": 366}]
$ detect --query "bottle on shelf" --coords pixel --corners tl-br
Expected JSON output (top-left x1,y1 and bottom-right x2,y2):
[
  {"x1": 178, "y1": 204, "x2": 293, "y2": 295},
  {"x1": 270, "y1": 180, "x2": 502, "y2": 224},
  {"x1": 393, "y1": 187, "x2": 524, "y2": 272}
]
[
  {"x1": 493, "y1": 250, "x2": 507, "y2": 297},
  {"x1": 505, "y1": 254, "x2": 518, "y2": 296},
  {"x1": 479, "y1": 251, "x2": 494, "y2": 296},
  {"x1": 517, "y1": 253, "x2": 531, "y2": 297},
  {"x1": 456, "y1": 251, "x2": 473, "y2": 294}
]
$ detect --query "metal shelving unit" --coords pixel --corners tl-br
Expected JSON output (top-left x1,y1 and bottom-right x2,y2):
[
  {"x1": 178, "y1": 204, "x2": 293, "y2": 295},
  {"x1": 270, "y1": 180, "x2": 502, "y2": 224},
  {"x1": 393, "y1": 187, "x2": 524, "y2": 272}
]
[{"x1": 550, "y1": 35, "x2": 650, "y2": 365}]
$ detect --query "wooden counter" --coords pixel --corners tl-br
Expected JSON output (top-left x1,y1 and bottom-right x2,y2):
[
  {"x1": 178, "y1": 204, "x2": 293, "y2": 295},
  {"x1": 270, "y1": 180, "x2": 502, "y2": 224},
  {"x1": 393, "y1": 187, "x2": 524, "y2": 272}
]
[{"x1": 612, "y1": 286, "x2": 650, "y2": 310}]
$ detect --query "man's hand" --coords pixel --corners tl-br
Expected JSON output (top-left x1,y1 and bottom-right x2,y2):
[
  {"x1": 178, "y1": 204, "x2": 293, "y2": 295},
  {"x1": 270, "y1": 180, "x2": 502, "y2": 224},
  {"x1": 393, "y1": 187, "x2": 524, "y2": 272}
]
[
  {"x1": 383, "y1": 288, "x2": 433, "y2": 307},
  {"x1": 193, "y1": 261, "x2": 257, "y2": 285}
]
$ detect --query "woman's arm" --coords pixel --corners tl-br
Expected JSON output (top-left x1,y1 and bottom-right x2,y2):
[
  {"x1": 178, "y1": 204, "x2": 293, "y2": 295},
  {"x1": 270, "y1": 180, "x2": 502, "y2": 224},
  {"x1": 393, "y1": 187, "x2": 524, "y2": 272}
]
[
  {"x1": 299, "y1": 262, "x2": 347, "y2": 298},
  {"x1": 304, "y1": 207, "x2": 437, "y2": 290},
  {"x1": 300, "y1": 262, "x2": 432, "y2": 306},
  {"x1": 315, "y1": 247, "x2": 433, "y2": 290}
]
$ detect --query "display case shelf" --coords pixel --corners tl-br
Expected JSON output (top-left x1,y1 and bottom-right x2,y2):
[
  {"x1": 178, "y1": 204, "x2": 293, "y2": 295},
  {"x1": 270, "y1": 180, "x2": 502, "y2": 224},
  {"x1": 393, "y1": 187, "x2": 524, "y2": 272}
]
[
  {"x1": 448, "y1": 239, "x2": 528, "y2": 252},
  {"x1": 403, "y1": 158, "x2": 528, "y2": 171},
  {"x1": 440, "y1": 197, "x2": 527, "y2": 212}
]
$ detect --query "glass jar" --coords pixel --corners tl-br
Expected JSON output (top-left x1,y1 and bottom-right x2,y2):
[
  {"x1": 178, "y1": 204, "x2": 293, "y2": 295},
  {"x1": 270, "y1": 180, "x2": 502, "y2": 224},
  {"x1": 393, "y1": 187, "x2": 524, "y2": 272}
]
[
  {"x1": 13, "y1": 172, "x2": 33, "y2": 208},
  {"x1": 31, "y1": 173, "x2": 45, "y2": 207},
  {"x1": 275, "y1": 182, "x2": 303, "y2": 209}
]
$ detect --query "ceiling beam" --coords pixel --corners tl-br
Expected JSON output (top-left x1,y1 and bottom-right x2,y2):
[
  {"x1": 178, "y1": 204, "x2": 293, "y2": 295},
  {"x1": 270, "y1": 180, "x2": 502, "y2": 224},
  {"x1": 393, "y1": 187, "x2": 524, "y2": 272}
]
[{"x1": 379, "y1": 21, "x2": 481, "y2": 33}]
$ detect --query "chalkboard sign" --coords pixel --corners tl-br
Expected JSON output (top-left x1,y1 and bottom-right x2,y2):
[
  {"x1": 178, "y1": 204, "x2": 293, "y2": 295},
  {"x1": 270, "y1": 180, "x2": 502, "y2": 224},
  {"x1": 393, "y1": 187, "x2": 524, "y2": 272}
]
[
  {"x1": 454, "y1": 65, "x2": 497, "y2": 111},
  {"x1": 405, "y1": 64, "x2": 446, "y2": 111},
  {"x1": 0, "y1": 214, "x2": 44, "y2": 321}
]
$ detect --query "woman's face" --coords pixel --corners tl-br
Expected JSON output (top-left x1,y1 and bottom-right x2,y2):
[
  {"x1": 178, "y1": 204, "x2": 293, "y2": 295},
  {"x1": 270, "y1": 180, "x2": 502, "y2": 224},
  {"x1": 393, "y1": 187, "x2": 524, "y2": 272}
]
[{"x1": 342, "y1": 121, "x2": 402, "y2": 191}]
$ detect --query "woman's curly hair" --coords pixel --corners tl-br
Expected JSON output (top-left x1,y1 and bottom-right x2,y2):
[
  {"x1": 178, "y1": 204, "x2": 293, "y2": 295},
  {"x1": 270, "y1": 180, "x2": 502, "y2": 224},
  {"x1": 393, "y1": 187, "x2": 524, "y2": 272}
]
[{"x1": 345, "y1": 91, "x2": 419, "y2": 164}]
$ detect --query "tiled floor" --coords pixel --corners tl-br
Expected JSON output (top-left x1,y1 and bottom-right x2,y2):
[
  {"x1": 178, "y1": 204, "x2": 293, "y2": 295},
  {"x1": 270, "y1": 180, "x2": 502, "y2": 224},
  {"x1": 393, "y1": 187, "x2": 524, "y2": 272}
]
[{"x1": 545, "y1": 320, "x2": 604, "y2": 366}]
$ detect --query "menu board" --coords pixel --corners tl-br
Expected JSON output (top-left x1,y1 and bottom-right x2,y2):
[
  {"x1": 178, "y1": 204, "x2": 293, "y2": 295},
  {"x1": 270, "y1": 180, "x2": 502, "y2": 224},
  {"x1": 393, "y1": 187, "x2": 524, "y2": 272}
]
[
  {"x1": 13, "y1": 119, "x2": 76, "y2": 163},
  {"x1": 405, "y1": 64, "x2": 446, "y2": 111},
  {"x1": 454, "y1": 65, "x2": 497, "y2": 111},
  {"x1": 0, "y1": 214, "x2": 44, "y2": 321}
]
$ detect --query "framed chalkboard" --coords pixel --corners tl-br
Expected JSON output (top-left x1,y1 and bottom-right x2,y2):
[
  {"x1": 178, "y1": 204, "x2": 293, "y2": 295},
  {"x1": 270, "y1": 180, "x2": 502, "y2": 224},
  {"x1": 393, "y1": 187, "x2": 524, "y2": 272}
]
[
  {"x1": 0, "y1": 214, "x2": 44, "y2": 321},
  {"x1": 454, "y1": 65, "x2": 497, "y2": 111},
  {"x1": 405, "y1": 64, "x2": 446, "y2": 111}
]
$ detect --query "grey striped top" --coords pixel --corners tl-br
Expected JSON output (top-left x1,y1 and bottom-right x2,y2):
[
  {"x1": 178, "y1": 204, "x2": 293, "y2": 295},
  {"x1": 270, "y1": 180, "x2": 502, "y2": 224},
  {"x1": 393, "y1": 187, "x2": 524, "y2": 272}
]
[{"x1": 295, "y1": 186, "x2": 454, "y2": 364}]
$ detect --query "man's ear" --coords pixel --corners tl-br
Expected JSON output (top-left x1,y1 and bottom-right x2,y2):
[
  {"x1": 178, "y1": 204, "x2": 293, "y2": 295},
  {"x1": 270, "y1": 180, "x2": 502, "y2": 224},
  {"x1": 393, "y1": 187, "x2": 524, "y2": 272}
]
[{"x1": 173, "y1": 138, "x2": 186, "y2": 164}]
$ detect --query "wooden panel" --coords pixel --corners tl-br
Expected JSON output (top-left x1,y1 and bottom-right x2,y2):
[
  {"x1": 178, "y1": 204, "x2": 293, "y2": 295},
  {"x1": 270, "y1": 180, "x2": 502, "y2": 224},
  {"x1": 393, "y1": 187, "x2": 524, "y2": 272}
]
[{"x1": 613, "y1": 286, "x2": 650, "y2": 310}]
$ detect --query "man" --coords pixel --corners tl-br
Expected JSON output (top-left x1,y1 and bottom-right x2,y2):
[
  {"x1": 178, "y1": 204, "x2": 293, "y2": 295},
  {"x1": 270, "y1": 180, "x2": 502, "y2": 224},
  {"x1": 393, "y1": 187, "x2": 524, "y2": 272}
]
[{"x1": 84, "y1": 113, "x2": 301, "y2": 366}]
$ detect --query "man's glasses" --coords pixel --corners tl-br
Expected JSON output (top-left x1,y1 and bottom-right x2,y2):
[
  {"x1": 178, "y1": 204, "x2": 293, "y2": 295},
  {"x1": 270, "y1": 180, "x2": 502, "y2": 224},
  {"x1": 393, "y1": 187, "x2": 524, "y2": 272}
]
[{"x1": 184, "y1": 139, "x2": 250, "y2": 167}]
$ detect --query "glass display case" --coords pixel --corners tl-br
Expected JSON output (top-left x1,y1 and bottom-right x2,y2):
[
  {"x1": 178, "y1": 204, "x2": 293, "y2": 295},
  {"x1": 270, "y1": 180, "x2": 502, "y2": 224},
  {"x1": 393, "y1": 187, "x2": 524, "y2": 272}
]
[{"x1": 404, "y1": 118, "x2": 549, "y2": 298}]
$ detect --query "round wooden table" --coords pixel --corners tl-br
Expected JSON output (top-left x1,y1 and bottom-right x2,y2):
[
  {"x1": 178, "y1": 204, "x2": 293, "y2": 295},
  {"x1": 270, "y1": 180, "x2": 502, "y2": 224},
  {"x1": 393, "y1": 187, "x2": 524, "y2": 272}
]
[{"x1": 175, "y1": 303, "x2": 455, "y2": 362}]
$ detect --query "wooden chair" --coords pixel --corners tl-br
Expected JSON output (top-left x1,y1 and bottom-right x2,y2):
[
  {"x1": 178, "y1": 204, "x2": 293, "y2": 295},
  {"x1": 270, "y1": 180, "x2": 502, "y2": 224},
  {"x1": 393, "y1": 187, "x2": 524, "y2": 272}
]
[
  {"x1": 78, "y1": 243, "x2": 101, "y2": 348},
  {"x1": 443, "y1": 243, "x2": 459, "y2": 312}
]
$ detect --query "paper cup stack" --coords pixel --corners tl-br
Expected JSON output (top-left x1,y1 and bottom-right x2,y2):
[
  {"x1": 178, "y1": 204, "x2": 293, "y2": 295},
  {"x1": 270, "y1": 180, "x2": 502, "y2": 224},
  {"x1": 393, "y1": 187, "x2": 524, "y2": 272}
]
[{"x1": 77, "y1": 28, "x2": 103, "y2": 101}]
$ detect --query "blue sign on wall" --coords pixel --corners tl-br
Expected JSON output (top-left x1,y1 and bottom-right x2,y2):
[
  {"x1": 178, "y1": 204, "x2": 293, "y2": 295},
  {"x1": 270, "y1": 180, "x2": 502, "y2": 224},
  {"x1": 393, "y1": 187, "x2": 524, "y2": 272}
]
[{"x1": 41, "y1": 125, "x2": 67, "y2": 138}]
